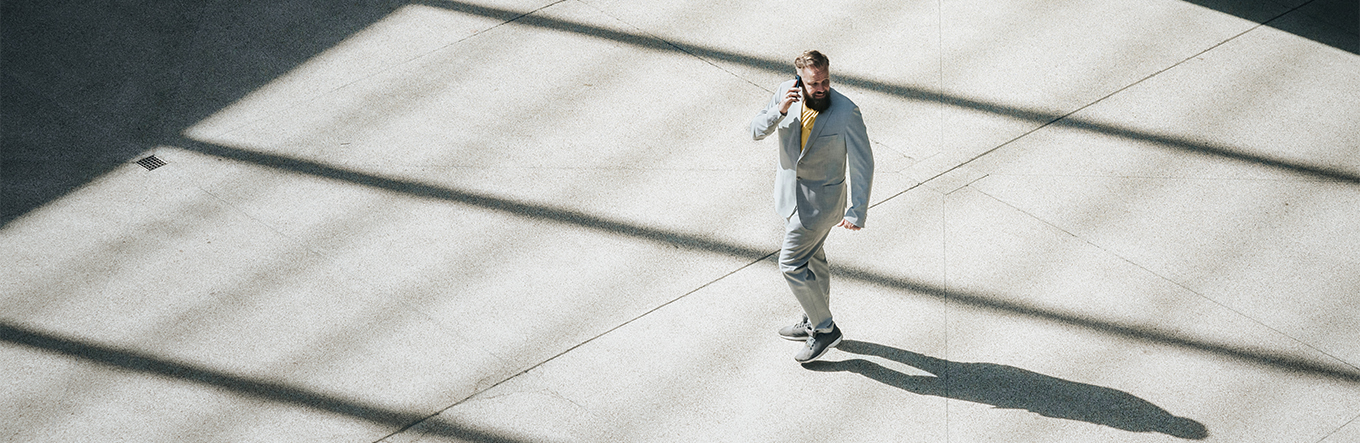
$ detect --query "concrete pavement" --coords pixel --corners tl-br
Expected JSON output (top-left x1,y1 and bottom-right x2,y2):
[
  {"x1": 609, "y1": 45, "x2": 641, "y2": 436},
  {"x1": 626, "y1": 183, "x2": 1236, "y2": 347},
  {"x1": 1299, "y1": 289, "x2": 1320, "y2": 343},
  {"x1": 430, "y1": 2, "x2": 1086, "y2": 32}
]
[{"x1": 3, "y1": 0, "x2": 1358, "y2": 441}]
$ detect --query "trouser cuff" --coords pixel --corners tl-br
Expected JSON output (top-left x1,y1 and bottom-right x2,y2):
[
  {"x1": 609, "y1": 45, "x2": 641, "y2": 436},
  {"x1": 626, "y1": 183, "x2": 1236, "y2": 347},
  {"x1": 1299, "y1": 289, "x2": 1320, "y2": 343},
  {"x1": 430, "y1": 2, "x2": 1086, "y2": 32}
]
[{"x1": 812, "y1": 317, "x2": 835, "y2": 333}]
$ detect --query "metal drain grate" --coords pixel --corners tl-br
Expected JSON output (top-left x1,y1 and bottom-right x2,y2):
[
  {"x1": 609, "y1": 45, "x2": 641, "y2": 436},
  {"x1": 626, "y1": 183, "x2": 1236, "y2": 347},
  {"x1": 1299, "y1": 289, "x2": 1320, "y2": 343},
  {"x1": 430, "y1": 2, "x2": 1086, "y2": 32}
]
[{"x1": 136, "y1": 155, "x2": 166, "y2": 171}]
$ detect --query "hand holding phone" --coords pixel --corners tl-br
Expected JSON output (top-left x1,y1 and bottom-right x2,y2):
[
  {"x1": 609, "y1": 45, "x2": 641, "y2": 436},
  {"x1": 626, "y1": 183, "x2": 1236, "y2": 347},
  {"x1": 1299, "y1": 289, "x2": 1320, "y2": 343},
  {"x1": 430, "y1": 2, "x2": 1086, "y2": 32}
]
[{"x1": 779, "y1": 75, "x2": 802, "y2": 115}]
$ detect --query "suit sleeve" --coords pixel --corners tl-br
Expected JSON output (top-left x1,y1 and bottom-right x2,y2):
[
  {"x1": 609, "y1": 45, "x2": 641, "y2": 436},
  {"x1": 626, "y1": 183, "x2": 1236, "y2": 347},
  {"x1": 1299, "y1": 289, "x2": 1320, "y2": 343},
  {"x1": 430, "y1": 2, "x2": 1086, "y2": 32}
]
[
  {"x1": 843, "y1": 106, "x2": 874, "y2": 227},
  {"x1": 751, "y1": 83, "x2": 790, "y2": 141}
]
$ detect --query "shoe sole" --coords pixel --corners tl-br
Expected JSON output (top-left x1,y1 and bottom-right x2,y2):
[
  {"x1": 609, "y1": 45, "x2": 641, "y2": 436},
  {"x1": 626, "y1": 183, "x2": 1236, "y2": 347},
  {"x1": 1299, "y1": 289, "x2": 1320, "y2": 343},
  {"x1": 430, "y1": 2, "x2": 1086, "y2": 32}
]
[{"x1": 779, "y1": 333, "x2": 810, "y2": 341}]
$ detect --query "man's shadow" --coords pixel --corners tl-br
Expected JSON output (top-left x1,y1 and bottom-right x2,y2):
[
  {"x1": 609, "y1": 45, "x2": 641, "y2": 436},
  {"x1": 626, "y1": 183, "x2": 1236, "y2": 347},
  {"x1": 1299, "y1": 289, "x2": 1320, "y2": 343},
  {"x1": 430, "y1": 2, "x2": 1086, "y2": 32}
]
[{"x1": 804, "y1": 340, "x2": 1209, "y2": 440}]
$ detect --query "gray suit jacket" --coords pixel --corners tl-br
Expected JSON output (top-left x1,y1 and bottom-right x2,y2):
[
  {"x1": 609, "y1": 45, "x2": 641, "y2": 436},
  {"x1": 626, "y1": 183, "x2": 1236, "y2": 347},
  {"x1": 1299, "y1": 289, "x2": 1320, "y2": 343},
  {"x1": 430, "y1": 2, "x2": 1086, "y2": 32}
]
[{"x1": 751, "y1": 80, "x2": 874, "y2": 230}]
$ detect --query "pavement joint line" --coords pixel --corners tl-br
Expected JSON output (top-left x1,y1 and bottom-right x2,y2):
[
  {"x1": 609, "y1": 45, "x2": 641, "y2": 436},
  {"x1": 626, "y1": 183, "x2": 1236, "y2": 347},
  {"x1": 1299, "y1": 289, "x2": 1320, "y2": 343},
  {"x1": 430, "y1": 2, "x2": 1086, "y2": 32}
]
[
  {"x1": 942, "y1": 174, "x2": 991, "y2": 196},
  {"x1": 935, "y1": 0, "x2": 946, "y2": 146},
  {"x1": 981, "y1": 173, "x2": 1341, "y2": 182},
  {"x1": 1314, "y1": 410, "x2": 1360, "y2": 443},
  {"x1": 160, "y1": 161, "x2": 333, "y2": 264},
  {"x1": 936, "y1": 174, "x2": 952, "y2": 438},
  {"x1": 418, "y1": 249, "x2": 780, "y2": 426},
  {"x1": 570, "y1": 0, "x2": 767, "y2": 92}
]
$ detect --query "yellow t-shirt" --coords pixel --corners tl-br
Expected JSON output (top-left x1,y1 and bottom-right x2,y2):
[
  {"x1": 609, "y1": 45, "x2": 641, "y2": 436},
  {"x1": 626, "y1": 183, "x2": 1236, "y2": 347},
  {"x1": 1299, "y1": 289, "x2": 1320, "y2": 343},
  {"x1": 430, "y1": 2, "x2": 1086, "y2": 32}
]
[{"x1": 800, "y1": 103, "x2": 818, "y2": 152}]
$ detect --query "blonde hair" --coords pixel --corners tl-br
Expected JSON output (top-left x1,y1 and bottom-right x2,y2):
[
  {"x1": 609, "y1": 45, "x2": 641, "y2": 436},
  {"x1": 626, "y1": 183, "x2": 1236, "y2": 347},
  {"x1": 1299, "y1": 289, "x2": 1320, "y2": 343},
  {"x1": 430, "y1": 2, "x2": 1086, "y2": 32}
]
[{"x1": 794, "y1": 50, "x2": 829, "y2": 70}]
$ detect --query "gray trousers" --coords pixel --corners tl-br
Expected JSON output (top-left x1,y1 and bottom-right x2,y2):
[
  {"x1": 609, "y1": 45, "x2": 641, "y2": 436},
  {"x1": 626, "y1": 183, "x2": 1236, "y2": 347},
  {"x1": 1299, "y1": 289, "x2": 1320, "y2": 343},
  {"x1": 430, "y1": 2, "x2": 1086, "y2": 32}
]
[{"x1": 780, "y1": 211, "x2": 835, "y2": 332}]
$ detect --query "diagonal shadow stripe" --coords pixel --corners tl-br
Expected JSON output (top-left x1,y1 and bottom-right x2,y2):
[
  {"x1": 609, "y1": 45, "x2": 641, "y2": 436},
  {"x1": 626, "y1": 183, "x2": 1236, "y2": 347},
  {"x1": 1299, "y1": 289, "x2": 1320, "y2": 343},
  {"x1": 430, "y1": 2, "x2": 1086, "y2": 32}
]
[
  {"x1": 181, "y1": 138, "x2": 772, "y2": 262},
  {"x1": 0, "y1": 322, "x2": 526, "y2": 443},
  {"x1": 180, "y1": 138, "x2": 1360, "y2": 384},
  {"x1": 419, "y1": 0, "x2": 1359, "y2": 185}
]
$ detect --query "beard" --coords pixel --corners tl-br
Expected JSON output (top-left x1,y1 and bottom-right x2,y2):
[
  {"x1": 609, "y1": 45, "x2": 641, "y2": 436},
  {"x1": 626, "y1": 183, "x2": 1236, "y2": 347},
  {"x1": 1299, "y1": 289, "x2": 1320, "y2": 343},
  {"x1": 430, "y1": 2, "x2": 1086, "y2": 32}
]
[{"x1": 803, "y1": 87, "x2": 831, "y2": 112}]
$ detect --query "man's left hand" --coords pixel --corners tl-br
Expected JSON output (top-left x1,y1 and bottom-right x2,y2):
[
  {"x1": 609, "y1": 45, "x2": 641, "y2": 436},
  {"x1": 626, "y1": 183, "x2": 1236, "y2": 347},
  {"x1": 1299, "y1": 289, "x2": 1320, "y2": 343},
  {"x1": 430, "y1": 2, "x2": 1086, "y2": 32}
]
[{"x1": 838, "y1": 219, "x2": 861, "y2": 231}]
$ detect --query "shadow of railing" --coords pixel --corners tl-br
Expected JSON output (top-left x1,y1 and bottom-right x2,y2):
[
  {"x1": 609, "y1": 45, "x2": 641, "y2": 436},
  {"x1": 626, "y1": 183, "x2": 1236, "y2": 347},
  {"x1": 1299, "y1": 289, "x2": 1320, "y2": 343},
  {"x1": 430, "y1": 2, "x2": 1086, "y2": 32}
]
[
  {"x1": 805, "y1": 340, "x2": 1210, "y2": 439},
  {"x1": 420, "y1": 0, "x2": 1360, "y2": 185},
  {"x1": 180, "y1": 138, "x2": 1360, "y2": 385},
  {"x1": 0, "y1": 322, "x2": 527, "y2": 443}
]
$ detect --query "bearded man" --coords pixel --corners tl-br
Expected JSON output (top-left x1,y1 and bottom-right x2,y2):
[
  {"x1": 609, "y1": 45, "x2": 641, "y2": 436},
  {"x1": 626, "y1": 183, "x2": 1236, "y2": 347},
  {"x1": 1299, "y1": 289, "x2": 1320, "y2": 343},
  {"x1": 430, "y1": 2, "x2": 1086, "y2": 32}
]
[{"x1": 750, "y1": 50, "x2": 874, "y2": 363}]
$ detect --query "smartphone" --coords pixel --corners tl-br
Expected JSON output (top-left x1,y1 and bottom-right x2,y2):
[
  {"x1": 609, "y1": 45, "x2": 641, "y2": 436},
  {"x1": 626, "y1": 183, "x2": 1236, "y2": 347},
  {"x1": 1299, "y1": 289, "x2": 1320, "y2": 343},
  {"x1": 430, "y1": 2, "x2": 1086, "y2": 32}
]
[{"x1": 794, "y1": 75, "x2": 803, "y2": 88}]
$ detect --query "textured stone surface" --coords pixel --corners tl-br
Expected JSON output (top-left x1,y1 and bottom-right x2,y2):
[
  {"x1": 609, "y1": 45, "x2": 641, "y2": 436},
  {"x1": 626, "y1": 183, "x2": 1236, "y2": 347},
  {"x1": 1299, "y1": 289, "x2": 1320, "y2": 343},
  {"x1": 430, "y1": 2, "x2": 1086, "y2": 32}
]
[{"x1": 3, "y1": 0, "x2": 1357, "y2": 441}]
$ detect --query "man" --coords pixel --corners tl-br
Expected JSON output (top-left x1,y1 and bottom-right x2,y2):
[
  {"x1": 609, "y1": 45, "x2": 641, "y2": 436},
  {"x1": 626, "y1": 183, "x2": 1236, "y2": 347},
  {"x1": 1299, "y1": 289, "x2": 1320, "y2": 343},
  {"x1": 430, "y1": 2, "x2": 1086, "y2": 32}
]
[{"x1": 750, "y1": 50, "x2": 873, "y2": 363}]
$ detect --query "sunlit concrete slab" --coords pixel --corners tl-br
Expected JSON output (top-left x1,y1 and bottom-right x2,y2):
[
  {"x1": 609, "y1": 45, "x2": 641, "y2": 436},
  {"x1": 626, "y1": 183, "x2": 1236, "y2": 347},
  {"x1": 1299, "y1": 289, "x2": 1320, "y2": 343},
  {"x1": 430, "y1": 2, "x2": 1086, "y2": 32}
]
[
  {"x1": 4, "y1": 0, "x2": 1359, "y2": 442},
  {"x1": 951, "y1": 15, "x2": 1360, "y2": 365},
  {"x1": 971, "y1": 176, "x2": 1360, "y2": 360}
]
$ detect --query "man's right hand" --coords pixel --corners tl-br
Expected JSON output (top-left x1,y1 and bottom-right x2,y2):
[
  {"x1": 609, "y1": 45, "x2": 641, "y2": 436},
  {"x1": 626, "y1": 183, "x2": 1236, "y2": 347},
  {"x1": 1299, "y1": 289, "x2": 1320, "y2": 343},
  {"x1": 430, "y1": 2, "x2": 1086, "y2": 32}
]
[{"x1": 778, "y1": 85, "x2": 801, "y2": 115}]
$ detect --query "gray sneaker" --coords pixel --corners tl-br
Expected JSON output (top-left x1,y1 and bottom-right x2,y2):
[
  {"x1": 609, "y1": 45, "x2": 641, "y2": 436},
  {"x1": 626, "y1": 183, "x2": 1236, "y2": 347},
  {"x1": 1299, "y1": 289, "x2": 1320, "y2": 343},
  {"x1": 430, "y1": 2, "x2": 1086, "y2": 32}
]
[
  {"x1": 794, "y1": 324, "x2": 842, "y2": 363},
  {"x1": 778, "y1": 315, "x2": 811, "y2": 341}
]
